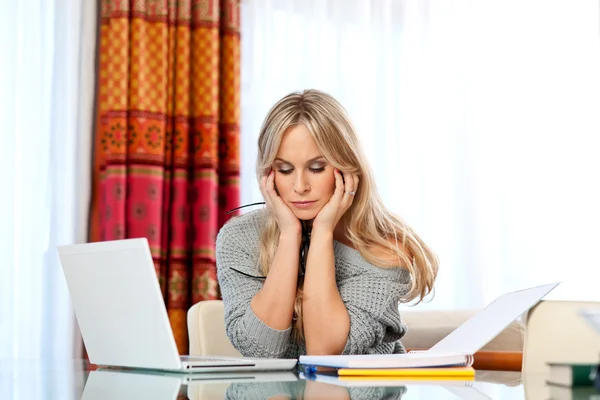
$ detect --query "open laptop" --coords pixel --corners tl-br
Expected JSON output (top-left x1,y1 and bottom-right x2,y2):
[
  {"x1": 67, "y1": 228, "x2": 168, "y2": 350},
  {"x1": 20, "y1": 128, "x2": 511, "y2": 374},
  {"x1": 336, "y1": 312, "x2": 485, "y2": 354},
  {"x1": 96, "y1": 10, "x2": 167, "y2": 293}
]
[{"x1": 57, "y1": 238, "x2": 297, "y2": 373}]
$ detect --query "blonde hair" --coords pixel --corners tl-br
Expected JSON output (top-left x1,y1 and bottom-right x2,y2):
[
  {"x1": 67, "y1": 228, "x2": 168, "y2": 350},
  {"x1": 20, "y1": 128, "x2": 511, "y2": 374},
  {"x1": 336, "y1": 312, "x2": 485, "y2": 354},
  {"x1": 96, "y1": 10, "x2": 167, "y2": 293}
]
[{"x1": 255, "y1": 89, "x2": 438, "y2": 340}]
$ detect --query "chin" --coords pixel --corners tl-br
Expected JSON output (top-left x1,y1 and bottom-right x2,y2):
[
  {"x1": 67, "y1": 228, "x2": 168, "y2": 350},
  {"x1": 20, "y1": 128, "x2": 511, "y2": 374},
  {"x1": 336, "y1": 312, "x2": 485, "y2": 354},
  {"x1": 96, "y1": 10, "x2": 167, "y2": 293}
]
[
  {"x1": 291, "y1": 208, "x2": 320, "y2": 221},
  {"x1": 293, "y1": 211, "x2": 318, "y2": 221}
]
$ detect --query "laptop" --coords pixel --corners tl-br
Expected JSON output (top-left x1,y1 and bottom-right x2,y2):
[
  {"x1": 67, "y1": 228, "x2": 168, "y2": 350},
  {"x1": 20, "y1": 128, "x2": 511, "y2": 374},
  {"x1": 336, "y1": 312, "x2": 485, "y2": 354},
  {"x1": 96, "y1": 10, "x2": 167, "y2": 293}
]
[{"x1": 57, "y1": 238, "x2": 297, "y2": 373}]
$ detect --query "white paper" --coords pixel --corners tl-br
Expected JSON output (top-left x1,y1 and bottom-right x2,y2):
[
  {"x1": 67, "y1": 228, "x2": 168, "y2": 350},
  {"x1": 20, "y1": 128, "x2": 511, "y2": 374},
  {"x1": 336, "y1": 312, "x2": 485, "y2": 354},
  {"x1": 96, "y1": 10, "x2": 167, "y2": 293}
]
[
  {"x1": 299, "y1": 352, "x2": 469, "y2": 369},
  {"x1": 428, "y1": 282, "x2": 560, "y2": 355}
]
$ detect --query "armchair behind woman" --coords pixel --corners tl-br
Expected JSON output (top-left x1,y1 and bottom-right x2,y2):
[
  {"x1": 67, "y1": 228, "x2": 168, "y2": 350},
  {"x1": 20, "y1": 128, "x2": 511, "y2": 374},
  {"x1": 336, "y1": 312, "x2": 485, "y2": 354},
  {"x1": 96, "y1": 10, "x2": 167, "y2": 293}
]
[{"x1": 187, "y1": 301, "x2": 525, "y2": 371}]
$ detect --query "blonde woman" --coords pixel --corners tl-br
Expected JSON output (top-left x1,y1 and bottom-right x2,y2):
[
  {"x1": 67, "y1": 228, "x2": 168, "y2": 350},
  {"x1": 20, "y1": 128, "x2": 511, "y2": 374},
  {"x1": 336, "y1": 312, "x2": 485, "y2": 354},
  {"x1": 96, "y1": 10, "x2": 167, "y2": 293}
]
[{"x1": 216, "y1": 89, "x2": 438, "y2": 358}]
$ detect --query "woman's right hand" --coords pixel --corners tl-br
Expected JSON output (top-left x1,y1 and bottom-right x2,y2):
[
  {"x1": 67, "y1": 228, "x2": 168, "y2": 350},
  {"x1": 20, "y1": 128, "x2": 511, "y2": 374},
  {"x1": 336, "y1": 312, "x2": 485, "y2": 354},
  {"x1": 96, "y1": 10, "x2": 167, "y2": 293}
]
[{"x1": 260, "y1": 170, "x2": 301, "y2": 236}]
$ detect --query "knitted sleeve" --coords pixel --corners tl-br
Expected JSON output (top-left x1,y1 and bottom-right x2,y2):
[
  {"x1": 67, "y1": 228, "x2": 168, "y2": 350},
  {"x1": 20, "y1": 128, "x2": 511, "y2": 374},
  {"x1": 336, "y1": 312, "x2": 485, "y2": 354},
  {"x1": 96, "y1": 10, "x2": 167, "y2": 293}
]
[
  {"x1": 334, "y1": 243, "x2": 411, "y2": 355},
  {"x1": 215, "y1": 212, "x2": 293, "y2": 358},
  {"x1": 225, "y1": 381, "x2": 301, "y2": 400},
  {"x1": 339, "y1": 267, "x2": 410, "y2": 355}
]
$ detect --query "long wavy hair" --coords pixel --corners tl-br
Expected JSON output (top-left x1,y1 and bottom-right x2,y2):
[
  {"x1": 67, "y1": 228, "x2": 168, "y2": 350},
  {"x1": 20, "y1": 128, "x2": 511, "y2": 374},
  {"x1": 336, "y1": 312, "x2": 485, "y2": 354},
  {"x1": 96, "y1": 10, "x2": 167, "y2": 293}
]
[{"x1": 255, "y1": 89, "x2": 438, "y2": 340}]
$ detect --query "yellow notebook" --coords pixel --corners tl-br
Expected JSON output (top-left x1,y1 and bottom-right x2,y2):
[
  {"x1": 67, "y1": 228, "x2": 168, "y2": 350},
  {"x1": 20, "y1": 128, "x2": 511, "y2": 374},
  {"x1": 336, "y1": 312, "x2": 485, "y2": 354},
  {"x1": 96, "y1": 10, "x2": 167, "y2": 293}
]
[
  {"x1": 299, "y1": 371, "x2": 476, "y2": 389},
  {"x1": 337, "y1": 366, "x2": 475, "y2": 379}
]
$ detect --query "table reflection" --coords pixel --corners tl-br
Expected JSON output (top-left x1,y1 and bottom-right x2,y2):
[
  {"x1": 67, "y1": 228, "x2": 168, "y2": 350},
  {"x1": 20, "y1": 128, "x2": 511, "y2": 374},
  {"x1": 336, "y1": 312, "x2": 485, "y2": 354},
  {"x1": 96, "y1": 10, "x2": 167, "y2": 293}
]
[
  {"x1": 0, "y1": 360, "x2": 530, "y2": 400},
  {"x1": 221, "y1": 375, "x2": 407, "y2": 400},
  {"x1": 82, "y1": 369, "x2": 408, "y2": 400},
  {"x1": 80, "y1": 368, "x2": 523, "y2": 400}
]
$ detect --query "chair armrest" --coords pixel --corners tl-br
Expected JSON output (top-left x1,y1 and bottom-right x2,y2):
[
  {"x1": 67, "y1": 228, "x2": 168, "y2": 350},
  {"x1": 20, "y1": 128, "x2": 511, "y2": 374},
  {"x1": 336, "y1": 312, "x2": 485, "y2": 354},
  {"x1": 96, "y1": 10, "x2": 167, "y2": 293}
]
[
  {"x1": 187, "y1": 300, "x2": 242, "y2": 357},
  {"x1": 187, "y1": 302, "x2": 203, "y2": 356}
]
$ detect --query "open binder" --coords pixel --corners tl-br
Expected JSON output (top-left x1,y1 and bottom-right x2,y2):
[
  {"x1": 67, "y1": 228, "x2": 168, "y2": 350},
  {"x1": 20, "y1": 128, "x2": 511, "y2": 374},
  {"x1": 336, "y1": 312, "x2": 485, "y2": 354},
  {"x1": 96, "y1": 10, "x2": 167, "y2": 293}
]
[{"x1": 299, "y1": 282, "x2": 559, "y2": 372}]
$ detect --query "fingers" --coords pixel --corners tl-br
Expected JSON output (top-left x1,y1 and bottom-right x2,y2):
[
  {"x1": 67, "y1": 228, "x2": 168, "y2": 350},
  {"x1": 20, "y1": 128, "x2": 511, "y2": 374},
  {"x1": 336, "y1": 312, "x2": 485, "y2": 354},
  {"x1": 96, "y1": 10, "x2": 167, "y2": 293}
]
[
  {"x1": 342, "y1": 171, "x2": 359, "y2": 208},
  {"x1": 263, "y1": 169, "x2": 286, "y2": 208},
  {"x1": 265, "y1": 170, "x2": 276, "y2": 195},
  {"x1": 260, "y1": 170, "x2": 276, "y2": 208},
  {"x1": 333, "y1": 169, "x2": 345, "y2": 198},
  {"x1": 343, "y1": 173, "x2": 355, "y2": 194}
]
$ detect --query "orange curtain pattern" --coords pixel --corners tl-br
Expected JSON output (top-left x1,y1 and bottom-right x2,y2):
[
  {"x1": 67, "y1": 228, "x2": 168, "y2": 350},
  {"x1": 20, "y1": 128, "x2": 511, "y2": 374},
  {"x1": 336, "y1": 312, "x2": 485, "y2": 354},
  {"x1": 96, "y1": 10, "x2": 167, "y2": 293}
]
[{"x1": 89, "y1": 0, "x2": 240, "y2": 354}]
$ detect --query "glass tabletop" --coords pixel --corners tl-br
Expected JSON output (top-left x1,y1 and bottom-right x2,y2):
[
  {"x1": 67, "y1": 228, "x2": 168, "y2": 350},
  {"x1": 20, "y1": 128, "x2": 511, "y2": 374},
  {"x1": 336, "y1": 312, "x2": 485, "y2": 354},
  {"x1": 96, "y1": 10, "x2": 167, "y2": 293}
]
[{"x1": 0, "y1": 359, "x2": 533, "y2": 399}]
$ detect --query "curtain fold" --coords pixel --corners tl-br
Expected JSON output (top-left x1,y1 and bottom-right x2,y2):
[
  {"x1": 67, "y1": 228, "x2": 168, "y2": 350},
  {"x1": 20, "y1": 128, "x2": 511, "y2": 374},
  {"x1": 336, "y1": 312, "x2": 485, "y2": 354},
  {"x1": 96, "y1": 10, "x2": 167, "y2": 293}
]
[
  {"x1": 90, "y1": 0, "x2": 240, "y2": 354},
  {"x1": 0, "y1": 0, "x2": 95, "y2": 382}
]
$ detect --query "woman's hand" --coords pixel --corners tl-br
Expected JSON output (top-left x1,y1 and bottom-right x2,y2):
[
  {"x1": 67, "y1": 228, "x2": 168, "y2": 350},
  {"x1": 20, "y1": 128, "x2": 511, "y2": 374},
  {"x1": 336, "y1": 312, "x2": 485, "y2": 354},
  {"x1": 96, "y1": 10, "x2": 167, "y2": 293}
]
[
  {"x1": 260, "y1": 170, "x2": 301, "y2": 236},
  {"x1": 312, "y1": 169, "x2": 359, "y2": 234}
]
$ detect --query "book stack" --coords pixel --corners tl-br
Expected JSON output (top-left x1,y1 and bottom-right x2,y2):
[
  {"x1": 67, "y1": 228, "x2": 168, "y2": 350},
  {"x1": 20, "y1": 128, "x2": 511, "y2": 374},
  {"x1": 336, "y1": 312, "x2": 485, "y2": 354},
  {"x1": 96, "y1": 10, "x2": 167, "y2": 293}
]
[
  {"x1": 523, "y1": 286, "x2": 600, "y2": 375},
  {"x1": 546, "y1": 362, "x2": 600, "y2": 400}
]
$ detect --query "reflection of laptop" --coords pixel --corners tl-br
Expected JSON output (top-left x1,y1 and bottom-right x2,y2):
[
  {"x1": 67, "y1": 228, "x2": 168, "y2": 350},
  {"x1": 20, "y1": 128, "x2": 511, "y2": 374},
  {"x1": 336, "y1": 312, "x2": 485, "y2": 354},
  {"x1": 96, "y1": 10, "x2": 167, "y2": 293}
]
[
  {"x1": 83, "y1": 369, "x2": 299, "y2": 400},
  {"x1": 97, "y1": 367, "x2": 299, "y2": 385},
  {"x1": 57, "y1": 238, "x2": 297, "y2": 373},
  {"x1": 82, "y1": 370, "x2": 182, "y2": 400}
]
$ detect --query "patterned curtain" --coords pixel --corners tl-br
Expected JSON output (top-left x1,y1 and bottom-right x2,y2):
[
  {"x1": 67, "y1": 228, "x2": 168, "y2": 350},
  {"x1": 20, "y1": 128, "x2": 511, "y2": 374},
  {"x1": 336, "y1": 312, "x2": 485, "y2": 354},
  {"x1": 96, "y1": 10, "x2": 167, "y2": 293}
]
[{"x1": 89, "y1": 0, "x2": 240, "y2": 354}]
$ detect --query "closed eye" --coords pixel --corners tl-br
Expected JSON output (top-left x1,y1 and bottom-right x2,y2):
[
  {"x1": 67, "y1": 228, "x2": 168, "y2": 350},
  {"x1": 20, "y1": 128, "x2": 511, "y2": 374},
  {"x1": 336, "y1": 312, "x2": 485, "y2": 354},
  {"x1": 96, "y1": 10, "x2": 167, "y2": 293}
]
[{"x1": 277, "y1": 167, "x2": 326, "y2": 175}]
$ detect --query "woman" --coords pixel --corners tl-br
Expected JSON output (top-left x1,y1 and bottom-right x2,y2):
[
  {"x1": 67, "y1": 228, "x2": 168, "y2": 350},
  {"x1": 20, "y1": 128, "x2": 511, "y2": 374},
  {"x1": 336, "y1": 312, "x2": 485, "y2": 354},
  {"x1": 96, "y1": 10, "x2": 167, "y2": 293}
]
[{"x1": 216, "y1": 89, "x2": 438, "y2": 358}]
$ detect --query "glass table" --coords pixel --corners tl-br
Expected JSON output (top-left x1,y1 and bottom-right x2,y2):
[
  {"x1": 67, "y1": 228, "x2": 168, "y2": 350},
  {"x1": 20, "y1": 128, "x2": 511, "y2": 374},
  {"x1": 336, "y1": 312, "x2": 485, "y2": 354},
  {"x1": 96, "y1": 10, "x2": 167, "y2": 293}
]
[{"x1": 0, "y1": 359, "x2": 560, "y2": 399}]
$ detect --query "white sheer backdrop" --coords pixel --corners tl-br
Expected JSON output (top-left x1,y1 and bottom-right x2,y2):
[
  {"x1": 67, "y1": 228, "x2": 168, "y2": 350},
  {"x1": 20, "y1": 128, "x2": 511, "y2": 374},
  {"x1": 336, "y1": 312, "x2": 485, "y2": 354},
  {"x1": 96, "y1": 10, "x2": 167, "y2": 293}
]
[
  {"x1": 0, "y1": 0, "x2": 96, "y2": 373},
  {"x1": 240, "y1": 0, "x2": 600, "y2": 310}
]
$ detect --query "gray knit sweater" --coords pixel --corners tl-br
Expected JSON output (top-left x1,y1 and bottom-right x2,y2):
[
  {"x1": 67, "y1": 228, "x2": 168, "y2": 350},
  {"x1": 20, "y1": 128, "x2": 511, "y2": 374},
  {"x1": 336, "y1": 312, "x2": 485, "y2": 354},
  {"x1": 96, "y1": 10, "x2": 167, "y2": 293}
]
[
  {"x1": 225, "y1": 380, "x2": 407, "y2": 400},
  {"x1": 215, "y1": 210, "x2": 411, "y2": 359}
]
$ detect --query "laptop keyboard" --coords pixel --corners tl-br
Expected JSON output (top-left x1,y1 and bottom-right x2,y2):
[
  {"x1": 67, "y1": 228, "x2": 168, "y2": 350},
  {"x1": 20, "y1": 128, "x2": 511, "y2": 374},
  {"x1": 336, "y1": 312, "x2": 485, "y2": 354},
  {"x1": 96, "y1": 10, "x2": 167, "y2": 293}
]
[
  {"x1": 181, "y1": 356, "x2": 252, "y2": 364},
  {"x1": 180, "y1": 355, "x2": 257, "y2": 369}
]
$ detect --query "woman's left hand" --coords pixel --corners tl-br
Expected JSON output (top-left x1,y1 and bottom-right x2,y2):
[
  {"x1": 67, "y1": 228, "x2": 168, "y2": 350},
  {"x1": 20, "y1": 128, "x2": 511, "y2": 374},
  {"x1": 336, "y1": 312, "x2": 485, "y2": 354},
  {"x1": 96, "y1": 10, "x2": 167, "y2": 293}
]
[{"x1": 312, "y1": 169, "x2": 359, "y2": 233}]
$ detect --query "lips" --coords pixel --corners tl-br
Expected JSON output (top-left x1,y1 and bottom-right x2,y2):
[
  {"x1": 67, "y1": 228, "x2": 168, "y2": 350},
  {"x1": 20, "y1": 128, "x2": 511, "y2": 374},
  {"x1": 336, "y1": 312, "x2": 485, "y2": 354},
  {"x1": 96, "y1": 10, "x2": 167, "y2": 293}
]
[{"x1": 291, "y1": 200, "x2": 316, "y2": 209}]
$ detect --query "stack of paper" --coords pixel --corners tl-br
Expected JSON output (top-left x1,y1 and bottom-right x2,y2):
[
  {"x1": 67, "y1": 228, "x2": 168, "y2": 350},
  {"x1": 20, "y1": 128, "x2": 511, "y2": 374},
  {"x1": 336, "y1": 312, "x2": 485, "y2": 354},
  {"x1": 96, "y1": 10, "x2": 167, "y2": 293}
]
[{"x1": 300, "y1": 282, "x2": 559, "y2": 381}]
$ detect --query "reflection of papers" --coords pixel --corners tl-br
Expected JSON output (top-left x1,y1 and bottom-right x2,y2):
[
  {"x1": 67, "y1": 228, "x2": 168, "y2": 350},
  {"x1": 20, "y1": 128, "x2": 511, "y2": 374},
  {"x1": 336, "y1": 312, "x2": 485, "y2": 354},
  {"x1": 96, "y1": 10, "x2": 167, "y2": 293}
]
[
  {"x1": 581, "y1": 308, "x2": 600, "y2": 335},
  {"x1": 299, "y1": 372, "x2": 473, "y2": 388},
  {"x1": 443, "y1": 385, "x2": 493, "y2": 400},
  {"x1": 300, "y1": 372, "x2": 496, "y2": 400},
  {"x1": 474, "y1": 370, "x2": 522, "y2": 387}
]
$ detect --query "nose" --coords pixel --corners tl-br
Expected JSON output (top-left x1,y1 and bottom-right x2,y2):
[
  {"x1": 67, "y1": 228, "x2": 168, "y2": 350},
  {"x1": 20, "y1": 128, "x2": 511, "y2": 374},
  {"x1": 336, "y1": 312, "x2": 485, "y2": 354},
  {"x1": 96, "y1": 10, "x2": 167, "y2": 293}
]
[{"x1": 293, "y1": 171, "x2": 310, "y2": 194}]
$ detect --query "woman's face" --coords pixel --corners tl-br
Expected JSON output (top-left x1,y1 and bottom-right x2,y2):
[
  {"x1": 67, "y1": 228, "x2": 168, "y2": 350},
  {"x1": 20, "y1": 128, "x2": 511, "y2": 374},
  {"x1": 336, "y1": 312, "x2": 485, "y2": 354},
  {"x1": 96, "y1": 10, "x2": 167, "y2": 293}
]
[{"x1": 273, "y1": 124, "x2": 336, "y2": 221}]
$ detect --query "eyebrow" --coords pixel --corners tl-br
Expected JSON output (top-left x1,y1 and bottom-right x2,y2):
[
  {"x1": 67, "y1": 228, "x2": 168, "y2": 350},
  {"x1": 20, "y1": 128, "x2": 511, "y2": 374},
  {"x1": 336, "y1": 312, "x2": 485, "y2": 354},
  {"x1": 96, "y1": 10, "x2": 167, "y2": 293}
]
[{"x1": 274, "y1": 156, "x2": 326, "y2": 165}]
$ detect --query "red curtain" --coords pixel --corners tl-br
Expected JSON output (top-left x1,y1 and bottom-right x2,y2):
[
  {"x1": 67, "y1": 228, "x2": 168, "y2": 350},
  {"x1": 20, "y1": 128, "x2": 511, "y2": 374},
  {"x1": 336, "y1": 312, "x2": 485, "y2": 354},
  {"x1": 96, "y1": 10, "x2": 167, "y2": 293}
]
[{"x1": 89, "y1": 0, "x2": 240, "y2": 354}]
